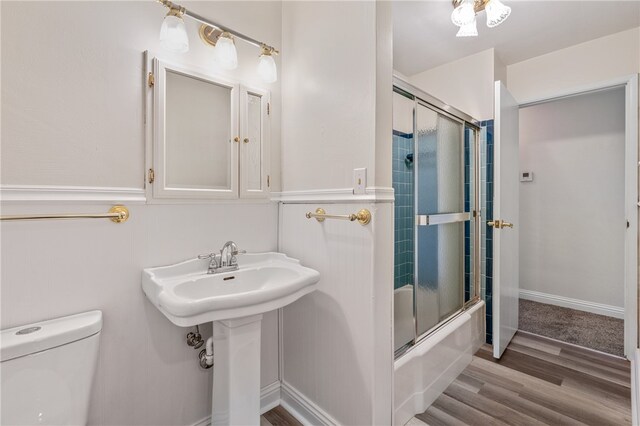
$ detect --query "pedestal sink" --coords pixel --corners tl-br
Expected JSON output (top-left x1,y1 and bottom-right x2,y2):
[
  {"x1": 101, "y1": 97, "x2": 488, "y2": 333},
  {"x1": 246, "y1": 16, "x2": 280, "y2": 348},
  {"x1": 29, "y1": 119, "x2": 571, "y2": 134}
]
[{"x1": 142, "y1": 252, "x2": 320, "y2": 425}]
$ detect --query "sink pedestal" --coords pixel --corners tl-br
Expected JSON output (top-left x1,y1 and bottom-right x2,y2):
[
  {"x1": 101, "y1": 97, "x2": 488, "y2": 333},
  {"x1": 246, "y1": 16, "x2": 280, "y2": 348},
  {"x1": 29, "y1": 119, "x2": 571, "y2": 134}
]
[{"x1": 211, "y1": 314, "x2": 263, "y2": 426}]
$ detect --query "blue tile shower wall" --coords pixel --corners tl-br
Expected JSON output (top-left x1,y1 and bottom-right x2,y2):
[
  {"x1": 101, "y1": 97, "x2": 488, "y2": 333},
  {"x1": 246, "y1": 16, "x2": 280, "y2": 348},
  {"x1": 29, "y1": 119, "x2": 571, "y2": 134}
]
[
  {"x1": 393, "y1": 131, "x2": 415, "y2": 290},
  {"x1": 480, "y1": 120, "x2": 494, "y2": 345}
]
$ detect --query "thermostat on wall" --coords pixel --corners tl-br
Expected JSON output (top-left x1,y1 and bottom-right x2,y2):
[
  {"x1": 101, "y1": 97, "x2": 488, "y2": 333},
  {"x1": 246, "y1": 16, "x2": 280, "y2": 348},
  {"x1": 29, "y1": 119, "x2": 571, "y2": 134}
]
[{"x1": 520, "y1": 171, "x2": 533, "y2": 182}]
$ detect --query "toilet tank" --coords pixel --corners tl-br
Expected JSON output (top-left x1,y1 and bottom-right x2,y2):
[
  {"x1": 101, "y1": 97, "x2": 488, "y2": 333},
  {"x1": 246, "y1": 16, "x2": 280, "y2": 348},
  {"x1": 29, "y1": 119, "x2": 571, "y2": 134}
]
[{"x1": 1, "y1": 311, "x2": 102, "y2": 426}]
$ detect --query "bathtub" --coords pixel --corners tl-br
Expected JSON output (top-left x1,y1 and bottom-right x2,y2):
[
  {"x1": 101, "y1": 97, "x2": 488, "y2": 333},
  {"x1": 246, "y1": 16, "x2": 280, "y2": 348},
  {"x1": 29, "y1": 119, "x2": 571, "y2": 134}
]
[{"x1": 393, "y1": 300, "x2": 485, "y2": 425}]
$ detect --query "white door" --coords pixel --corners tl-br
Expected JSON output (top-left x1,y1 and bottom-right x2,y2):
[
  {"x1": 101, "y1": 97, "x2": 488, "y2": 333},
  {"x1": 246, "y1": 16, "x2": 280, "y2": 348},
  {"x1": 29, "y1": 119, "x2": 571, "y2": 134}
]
[{"x1": 492, "y1": 81, "x2": 520, "y2": 359}]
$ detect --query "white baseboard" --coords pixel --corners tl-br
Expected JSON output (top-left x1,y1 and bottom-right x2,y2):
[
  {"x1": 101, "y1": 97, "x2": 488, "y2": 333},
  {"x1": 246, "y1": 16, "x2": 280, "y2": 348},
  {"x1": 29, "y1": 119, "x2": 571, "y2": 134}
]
[
  {"x1": 632, "y1": 349, "x2": 639, "y2": 426},
  {"x1": 271, "y1": 187, "x2": 394, "y2": 203},
  {"x1": 280, "y1": 381, "x2": 338, "y2": 426},
  {"x1": 189, "y1": 380, "x2": 282, "y2": 426},
  {"x1": 519, "y1": 289, "x2": 624, "y2": 319},
  {"x1": 0, "y1": 184, "x2": 146, "y2": 204}
]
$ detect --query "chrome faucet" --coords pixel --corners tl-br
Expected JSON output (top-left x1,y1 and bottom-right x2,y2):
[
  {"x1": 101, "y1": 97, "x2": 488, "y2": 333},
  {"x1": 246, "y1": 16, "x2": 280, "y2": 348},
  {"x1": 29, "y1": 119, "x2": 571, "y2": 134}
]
[{"x1": 198, "y1": 241, "x2": 246, "y2": 274}]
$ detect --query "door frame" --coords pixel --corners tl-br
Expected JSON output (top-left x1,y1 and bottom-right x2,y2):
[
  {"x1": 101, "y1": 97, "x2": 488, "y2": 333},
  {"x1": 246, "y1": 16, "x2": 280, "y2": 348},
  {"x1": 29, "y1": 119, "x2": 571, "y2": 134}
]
[{"x1": 518, "y1": 74, "x2": 639, "y2": 359}]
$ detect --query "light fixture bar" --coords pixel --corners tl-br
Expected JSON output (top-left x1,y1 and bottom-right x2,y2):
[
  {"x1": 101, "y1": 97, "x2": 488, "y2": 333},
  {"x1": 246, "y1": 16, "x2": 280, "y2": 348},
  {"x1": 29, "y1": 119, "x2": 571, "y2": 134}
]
[{"x1": 157, "y1": 0, "x2": 279, "y2": 54}]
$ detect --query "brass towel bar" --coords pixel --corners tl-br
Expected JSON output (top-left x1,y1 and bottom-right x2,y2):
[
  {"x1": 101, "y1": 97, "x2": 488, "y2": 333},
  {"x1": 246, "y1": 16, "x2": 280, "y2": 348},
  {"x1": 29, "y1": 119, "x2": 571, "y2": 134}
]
[
  {"x1": 0, "y1": 206, "x2": 130, "y2": 223},
  {"x1": 305, "y1": 208, "x2": 371, "y2": 225}
]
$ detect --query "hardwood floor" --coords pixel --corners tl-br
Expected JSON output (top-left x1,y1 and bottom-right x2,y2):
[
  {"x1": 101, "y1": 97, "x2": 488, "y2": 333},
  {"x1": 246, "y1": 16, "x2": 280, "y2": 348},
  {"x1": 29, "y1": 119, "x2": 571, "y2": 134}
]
[
  {"x1": 261, "y1": 405, "x2": 303, "y2": 426},
  {"x1": 415, "y1": 331, "x2": 632, "y2": 426}
]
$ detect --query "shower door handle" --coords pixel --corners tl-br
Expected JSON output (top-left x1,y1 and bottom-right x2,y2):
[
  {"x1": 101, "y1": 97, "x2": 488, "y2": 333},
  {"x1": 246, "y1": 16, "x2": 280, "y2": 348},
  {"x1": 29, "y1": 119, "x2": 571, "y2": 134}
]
[{"x1": 416, "y1": 212, "x2": 470, "y2": 226}]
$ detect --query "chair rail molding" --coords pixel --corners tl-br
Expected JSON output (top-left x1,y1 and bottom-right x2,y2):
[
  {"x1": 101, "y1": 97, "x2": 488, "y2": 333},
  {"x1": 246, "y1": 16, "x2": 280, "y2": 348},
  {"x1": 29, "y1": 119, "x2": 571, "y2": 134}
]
[
  {"x1": 0, "y1": 185, "x2": 147, "y2": 204},
  {"x1": 271, "y1": 186, "x2": 394, "y2": 204}
]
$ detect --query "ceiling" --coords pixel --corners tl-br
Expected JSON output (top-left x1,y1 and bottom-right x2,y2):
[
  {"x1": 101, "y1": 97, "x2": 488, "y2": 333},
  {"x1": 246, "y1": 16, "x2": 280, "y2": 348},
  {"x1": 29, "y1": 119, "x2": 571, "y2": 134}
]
[{"x1": 393, "y1": 1, "x2": 640, "y2": 76}]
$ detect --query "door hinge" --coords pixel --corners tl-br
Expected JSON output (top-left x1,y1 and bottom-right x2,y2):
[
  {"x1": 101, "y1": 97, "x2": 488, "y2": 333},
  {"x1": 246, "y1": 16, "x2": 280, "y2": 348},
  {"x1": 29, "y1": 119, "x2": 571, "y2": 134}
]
[
  {"x1": 267, "y1": 102, "x2": 270, "y2": 116},
  {"x1": 267, "y1": 175, "x2": 270, "y2": 188},
  {"x1": 148, "y1": 168, "x2": 155, "y2": 184},
  {"x1": 148, "y1": 72, "x2": 155, "y2": 88}
]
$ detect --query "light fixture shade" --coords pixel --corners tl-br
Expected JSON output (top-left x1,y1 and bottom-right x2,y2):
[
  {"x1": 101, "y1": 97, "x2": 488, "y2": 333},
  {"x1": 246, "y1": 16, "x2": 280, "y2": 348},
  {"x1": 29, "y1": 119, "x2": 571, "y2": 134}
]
[
  {"x1": 485, "y1": 0, "x2": 511, "y2": 28},
  {"x1": 159, "y1": 11, "x2": 189, "y2": 53},
  {"x1": 451, "y1": 1, "x2": 476, "y2": 27},
  {"x1": 257, "y1": 51, "x2": 277, "y2": 83},
  {"x1": 456, "y1": 17, "x2": 478, "y2": 37},
  {"x1": 214, "y1": 32, "x2": 238, "y2": 70}
]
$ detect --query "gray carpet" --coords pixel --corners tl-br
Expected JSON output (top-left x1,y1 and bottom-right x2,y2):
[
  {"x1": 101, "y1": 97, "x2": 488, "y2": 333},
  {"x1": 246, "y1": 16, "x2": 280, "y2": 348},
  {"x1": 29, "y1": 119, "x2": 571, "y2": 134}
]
[{"x1": 518, "y1": 299, "x2": 624, "y2": 357}]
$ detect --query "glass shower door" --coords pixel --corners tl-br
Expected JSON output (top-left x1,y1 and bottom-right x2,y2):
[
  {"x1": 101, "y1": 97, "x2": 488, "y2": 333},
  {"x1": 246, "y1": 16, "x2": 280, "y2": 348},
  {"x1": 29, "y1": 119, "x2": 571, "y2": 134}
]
[
  {"x1": 393, "y1": 89, "x2": 416, "y2": 353},
  {"x1": 414, "y1": 103, "x2": 469, "y2": 337}
]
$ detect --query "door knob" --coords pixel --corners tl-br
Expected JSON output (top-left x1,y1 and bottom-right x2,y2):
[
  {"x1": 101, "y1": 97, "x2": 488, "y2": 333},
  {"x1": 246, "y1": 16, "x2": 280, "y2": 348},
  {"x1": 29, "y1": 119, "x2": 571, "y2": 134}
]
[{"x1": 488, "y1": 220, "x2": 514, "y2": 229}]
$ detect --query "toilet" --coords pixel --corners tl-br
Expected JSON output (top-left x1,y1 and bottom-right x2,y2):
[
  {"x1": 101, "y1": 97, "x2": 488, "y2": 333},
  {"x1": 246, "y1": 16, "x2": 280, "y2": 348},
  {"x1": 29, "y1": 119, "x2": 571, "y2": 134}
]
[{"x1": 1, "y1": 311, "x2": 102, "y2": 425}]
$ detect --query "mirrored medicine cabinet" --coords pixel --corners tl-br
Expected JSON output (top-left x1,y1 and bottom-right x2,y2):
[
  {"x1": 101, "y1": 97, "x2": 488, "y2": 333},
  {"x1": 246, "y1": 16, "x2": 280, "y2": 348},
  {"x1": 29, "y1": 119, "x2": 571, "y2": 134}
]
[{"x1": 146, "y1": 56, "x2": 270, "y2": 201}]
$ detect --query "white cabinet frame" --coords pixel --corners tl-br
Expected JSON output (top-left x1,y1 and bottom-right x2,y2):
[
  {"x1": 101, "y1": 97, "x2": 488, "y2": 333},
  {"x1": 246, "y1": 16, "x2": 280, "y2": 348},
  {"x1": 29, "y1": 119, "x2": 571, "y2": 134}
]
[
  {"x1": 145, "y1": 53, "x2": 271, "y2": 203},
  {"x1": 151, "y1": 57, "x2": 239, "y2": 200},
  {"x1": 240, "y1": 85, "x2": 270, "y2": 199}
]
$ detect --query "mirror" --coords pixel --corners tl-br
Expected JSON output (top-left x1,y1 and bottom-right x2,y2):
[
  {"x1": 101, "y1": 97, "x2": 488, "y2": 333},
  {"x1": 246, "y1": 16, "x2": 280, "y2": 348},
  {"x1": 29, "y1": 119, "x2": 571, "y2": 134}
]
[{"x1": 165, "y1": 70, "x2": 233, "y2": 190}]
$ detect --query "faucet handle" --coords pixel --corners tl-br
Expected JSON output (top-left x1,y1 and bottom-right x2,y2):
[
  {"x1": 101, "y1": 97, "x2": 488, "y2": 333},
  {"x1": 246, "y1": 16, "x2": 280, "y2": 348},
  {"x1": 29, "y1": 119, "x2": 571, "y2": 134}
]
[
  {"x1": 233, "y1": 249, "x2": 247, "y2": 255},
  {"x1": 197, "y1": 253, "x2": 216, "y2": 260}
]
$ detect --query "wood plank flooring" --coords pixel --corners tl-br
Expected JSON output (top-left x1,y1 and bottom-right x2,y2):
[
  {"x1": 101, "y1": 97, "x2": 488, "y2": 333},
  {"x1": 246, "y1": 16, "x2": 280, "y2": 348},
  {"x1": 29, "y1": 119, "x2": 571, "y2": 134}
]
[
  {"x1": 261, "y1": 406, "x2": 302, "y2": 426},
  {"x1": 415, "y1": 331, "x2": 632, "y2": 426}
]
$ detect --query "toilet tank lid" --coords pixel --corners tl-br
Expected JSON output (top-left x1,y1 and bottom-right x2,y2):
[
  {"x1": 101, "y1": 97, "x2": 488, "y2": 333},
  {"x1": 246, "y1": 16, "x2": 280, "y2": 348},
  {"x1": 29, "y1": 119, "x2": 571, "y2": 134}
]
[{"x1": 1, "y1": 310, "x2": 102, "y2": 362}]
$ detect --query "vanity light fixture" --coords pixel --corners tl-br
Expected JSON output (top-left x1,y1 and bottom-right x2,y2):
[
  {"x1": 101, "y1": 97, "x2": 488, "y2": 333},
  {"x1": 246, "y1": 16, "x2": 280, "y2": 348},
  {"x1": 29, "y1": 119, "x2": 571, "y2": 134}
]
[
  {"x1": 157, "y1": 0, "x2": 279, "y2": 82},
  {"x1": 257, "y1": 46, "x2": 278, "y2": 84},
  {"x1": 451, "y1": 0, "x2": 511, "y2": 37},
  {"x1": 214, "y1": 32, "x2": 238, "y2": 70},
  {"x1": 159, "y1": 7, "x2": 189, "y2": 52}
]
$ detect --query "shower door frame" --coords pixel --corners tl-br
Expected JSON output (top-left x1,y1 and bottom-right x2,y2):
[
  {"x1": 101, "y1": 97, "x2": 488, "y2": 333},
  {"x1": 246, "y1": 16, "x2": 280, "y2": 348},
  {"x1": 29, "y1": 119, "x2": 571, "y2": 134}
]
[{"x1": 393, "y1": 76, "x2": 482, "y2": 358}]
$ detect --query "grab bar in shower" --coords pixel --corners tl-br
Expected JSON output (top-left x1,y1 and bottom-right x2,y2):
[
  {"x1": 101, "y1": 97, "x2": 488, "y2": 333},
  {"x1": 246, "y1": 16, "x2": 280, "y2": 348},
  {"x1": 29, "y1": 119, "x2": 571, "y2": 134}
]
[
  {"x1": 305, "y1": 208, "x2": 372, "y2": 225},
  {"x1": 0, "y1": 206, "x2": 130, "y2": 223},
  {"x1": 416, "y1": 212, "x2": 470, "y2": 226}
]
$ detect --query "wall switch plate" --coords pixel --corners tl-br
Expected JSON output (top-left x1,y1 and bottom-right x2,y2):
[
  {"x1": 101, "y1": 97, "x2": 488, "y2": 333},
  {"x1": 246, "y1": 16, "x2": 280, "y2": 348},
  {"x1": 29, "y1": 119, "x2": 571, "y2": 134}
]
[{"x1": 353, "y1": 168, "x2": 366, "y2": 195}]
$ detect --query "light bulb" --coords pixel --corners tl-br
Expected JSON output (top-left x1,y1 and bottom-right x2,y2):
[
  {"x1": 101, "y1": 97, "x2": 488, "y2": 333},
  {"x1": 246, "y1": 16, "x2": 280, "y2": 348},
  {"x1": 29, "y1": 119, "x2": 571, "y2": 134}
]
[
  {"x1": 159, "y1": 9, "x2": 189, "y2": 53},
  {"x1": 257, "y1": 47, "x2": 277, "y2": 83},
  {"x1": 456, "y1": 17, "x2": 478, "y2": 37},
  {"x1": 214, "y1": 32, "x2": 238, "y2": 70},
  {"x1": 451, "y1": 0, "x2": 476, "y2": 27},
  {"x1": 485, "y1": 0, "x2": 511, "y2": 28}
]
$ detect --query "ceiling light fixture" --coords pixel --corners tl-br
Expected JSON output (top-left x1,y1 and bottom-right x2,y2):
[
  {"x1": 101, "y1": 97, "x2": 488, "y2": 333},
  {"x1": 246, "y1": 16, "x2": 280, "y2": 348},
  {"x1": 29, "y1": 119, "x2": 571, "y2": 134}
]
[
  {"x1": 157, "y1": 0, "x2": 279, "y2": 82},
  {"x1": 456, "y1": 17, "x2": 478, "y2": 37},
  {"x1": 451, "y1": 0, "x2": 511, "y2": 37}
]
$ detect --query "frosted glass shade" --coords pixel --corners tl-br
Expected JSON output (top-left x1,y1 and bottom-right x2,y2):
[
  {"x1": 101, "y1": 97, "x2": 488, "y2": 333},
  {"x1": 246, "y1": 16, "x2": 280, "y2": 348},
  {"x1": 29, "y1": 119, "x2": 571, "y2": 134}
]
[
  {"x1": 456, "y1": 18, "x2": 478, "y2": 37},
  {"x1": 257, "y1": 53, "x2": 277, "y2": 83},
  {"x1": 159, "y1": 13, "x2": 189, "y2": 53},
  {"x1": 214, "y1": 33, "x2": 238, "y2": 70},
  {"x1": 451, "y1": 1, "x2": 475, "y2": 27},
  {"x1": 485, "y1": 0, "x2": 511, "y2": 27}
]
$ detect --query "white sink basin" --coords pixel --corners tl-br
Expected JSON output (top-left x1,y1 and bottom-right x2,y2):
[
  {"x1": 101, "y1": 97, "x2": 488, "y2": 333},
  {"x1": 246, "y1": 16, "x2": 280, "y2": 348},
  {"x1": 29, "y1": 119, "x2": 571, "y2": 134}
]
[{"x1": 142, "y1": 252, "x2": 320, "y2": 326}]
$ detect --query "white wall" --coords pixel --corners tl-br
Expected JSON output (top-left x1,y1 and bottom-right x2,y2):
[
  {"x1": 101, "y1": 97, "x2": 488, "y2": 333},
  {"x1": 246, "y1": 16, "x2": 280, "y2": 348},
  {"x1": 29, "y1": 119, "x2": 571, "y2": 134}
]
[
  {"x1": 1, "y1": 2, "x2": 282, "y2": 425},
  {"x1": 408, "y1": 48, "x2": 497, "y2": 120},
  {"x1": 279, "y1": 2, "x2": 393, "y2": 424},
  {"x1": 1, "y1": 0, "x2": 282, "y2": 191},
  {"x1": 507, "y1": 27, "x2": 640, "y2": 103},
  {"x1": 519, "y1": 88, "x2": 626, "y2": 309},
  {"x1": 279, "y1": 202, "x2": 393, "y2": 425},
  {"x1": 281, "y1": 1, "x2": 379, "y2": 191}
]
